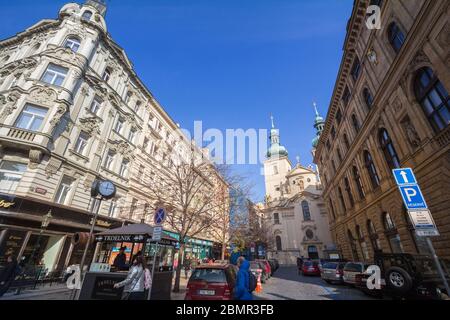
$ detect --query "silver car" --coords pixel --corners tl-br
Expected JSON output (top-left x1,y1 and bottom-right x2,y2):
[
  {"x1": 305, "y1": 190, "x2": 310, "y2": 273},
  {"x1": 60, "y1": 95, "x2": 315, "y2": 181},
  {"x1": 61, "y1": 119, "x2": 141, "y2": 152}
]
[
  {"x1": 343, "y1": 262, "x2": 369, "y2": 286},
  {"x1": 321, "y1": 262, "x2": 346, "y2": 284}
]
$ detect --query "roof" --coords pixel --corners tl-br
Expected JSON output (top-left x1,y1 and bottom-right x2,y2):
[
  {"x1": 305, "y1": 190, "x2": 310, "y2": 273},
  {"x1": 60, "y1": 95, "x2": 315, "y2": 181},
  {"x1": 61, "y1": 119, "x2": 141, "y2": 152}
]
[{"x1": 97, "y1": 223, "x2": 178, "y2": 242}]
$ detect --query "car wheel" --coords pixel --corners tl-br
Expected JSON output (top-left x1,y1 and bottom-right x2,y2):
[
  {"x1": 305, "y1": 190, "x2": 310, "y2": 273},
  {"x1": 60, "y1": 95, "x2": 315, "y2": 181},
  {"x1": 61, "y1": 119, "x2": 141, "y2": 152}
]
[{"x1": 386, "y1": 267, "x2": 413, "y2": 295}]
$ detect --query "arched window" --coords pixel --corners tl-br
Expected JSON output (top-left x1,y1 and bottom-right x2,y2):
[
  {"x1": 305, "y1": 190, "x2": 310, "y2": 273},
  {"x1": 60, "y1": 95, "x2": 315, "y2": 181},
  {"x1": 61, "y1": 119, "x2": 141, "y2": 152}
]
[
  {"x1": 82, "y1": 10, "x2": 93, "y2": 20},
  {"x1": 388, "y1": 22, "x2": 405, "y2": 53},
  {"x1": 275, "y1": 235, "x2": 282, "y2": 251},
  {"x1": 364, "y1": 151, "x2": 380, "y2": 189},
  {"x1": 414, "y1": 67, "x2": 450, "y2": 132},
  {"x1": 347, "y1": 230, "x2": 359, "y2": 261},
  {"x1": 367, "y1": 220, "x2": 381, "y2": 251},
  {"x1": 351, "y1": 56, "x2": 361, "y2": 81},
  {"x1": 352, "y1": 114, "x2": 360, "y2": 133},
  {"x1": 302, "y1": 200, "x2": 311, "y2": 221},
  {"x1": 28, "y1": 43, "x2": 40, "y2": 56},
  {"x1": 273, "y1": 212, "x2": 280, "y2": 225},
  {"x1": 102, "y1": 68, "x2": 111, "y2": 82},
  {"x1": 383, "y1": 212, "x2": 404, "y2": 253},
  {"x1": 356, "y1": 225, "x2": 370, "y2": 261},
  {"x1": 352, "y1": 166, "x2": 365, "y2": 199},
  {"x1": 64, "y1": 36, "x2": 81, "y2": 52},
  {"x1": 363, "y1": 87, "x2": 374, "y2": 110},
  {"x1": 344, "y1": 177, "x2": 355, "y2": 207},
  {"x1": 379, "y1": 128, "x2": 400, "y2": 169},
  {"x1": 343, "y1": 133, "x2": 350, "y2": 151}
]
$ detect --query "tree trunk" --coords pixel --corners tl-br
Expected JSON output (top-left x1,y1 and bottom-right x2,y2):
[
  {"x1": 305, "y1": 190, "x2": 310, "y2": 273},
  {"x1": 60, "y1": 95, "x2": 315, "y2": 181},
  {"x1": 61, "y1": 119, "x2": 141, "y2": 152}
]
[
  {"x1": 221, "y1": 240, "x2": 226, "y2": 260},
  {"x1": 172, "y1": 243, "x2": 185, "y2": 293}
]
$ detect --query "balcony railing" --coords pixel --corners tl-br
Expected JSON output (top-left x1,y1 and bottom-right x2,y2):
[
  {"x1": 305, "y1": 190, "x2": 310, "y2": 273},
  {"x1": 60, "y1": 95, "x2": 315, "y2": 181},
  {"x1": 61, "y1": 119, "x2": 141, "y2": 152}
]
[
  {"x1": 434, "y1": 125, "x2": 450, "y2": 148},
  {"x1": 0, "y1": 124, "x2": 52, "y2": 149},
  {"x1": 7, "y1": 127, "x2": 37, "y2": 142}
]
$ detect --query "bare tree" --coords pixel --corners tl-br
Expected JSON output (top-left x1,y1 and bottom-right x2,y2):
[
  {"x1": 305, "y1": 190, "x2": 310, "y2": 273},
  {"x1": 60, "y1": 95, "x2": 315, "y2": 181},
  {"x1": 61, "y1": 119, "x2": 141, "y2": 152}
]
[{"x1": 144, "y1": 147, "x2": 229, "y2": 292}]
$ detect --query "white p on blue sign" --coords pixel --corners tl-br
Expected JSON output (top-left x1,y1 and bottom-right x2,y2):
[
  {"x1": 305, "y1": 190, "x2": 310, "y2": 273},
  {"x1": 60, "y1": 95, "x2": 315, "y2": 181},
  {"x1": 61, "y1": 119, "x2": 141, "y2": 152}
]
[
  {"x1": 399, "y1": 185, "x2": 428, "y2": 210},
  {"x1": 393, "y1": 168, "x2": 417, "y2": 185}
]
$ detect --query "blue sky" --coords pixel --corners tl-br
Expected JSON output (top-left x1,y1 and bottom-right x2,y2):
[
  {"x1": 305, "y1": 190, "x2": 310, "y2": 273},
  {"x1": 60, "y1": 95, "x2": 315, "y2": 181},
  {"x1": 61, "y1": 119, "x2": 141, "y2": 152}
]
[{"x1": 0, "y1": 0, "x2": 352, "y2": 202}]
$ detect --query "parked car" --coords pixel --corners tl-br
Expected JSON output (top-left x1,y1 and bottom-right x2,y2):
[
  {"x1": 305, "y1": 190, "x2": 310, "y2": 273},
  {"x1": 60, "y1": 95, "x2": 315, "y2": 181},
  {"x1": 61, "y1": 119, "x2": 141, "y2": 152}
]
[
  {"x1": 257, "y1": 261, "x2": 269, "y2": 283},
  {"x1": 356, "y1": 252, "x2": 450, "y2": 300},
  {"x1": 343, "y1": 262, "x2": 370, "y2": 286},
  {"x1": 301, "y1": 260, "x2": 321, "y2": 276},
  {"x1": 321, "y1": 262, "x2": 346, "y2": 284},
  {"x1": 270, "y1": 259, "x2": 280, "y2": 271},
  {"x1": 267, "y1": 260, "x2": 276, "y2": 275},
  {"x1": 185, "y1": 263, "x2": 236, "y2": 300},
  {"x1": 256, "y1": 259, "x2": 272, "y2": 279},
  {"x1": 249, "y1": 261, "x2": 264, "y2": 283},
  {"x1": 297, "y1": 257, "x2": 305, "y2": 274}
]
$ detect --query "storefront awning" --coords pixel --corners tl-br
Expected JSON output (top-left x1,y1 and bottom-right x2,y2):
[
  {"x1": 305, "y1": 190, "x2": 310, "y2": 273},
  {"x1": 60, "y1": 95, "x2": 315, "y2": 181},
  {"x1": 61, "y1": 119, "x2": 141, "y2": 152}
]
[{"x1": 94, "y1": 223, "x2": 178, "y2": 245}]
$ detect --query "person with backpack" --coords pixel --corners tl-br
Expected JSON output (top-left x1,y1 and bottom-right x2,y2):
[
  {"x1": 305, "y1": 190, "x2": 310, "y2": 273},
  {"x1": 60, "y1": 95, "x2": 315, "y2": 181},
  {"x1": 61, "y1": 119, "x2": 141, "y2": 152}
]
[{"x1": 234, "y1": 256, "x2": 254, "y2": 300}]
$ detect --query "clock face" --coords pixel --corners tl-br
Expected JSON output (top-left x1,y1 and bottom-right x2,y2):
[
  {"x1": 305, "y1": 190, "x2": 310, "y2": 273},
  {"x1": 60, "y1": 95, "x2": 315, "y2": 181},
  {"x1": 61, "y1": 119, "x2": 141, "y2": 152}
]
[{"x1": 98, "y1": 180, "x2": 116, "y2": 198}]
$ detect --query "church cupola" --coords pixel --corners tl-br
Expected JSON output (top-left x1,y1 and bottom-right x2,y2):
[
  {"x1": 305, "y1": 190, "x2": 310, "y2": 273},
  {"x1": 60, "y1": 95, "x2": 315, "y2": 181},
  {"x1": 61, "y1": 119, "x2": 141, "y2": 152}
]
[
  {"x1": 312, "y1": 102, "x2": 325, "y2": 148},
  {"x1": 267, "y1": 115, "x2": 288, "y2": 158}
]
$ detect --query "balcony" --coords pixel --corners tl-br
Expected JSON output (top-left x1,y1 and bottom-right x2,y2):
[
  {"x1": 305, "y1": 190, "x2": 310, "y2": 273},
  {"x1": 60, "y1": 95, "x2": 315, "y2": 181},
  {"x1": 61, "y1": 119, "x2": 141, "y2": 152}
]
[
  {"x1": 7, "y1": 127, "x2": 37, "y2": 141},
  {"x1": 0, "y1": 124, "x2": 52, "y2": 152},
  {"x1": 433, "y1": 125, "x2": 450, "y2": 149}
]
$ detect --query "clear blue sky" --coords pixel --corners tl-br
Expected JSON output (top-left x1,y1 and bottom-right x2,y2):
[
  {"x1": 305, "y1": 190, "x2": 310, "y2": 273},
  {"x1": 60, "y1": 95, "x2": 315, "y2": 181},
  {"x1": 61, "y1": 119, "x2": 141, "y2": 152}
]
[{"x1": 0, "y1": 0, "x2": 352, "y2": 202}]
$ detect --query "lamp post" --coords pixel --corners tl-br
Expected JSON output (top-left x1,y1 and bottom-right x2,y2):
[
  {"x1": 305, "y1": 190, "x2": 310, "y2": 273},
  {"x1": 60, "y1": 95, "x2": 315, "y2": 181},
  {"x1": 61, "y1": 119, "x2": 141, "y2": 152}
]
[{"x1": 30, "y1": 209, "x2": 53, "y2": 266}]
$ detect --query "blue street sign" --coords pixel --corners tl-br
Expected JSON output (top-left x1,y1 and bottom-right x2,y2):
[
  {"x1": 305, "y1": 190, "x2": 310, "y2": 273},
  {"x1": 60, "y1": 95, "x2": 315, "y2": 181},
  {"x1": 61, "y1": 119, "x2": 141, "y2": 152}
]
[
  {"x1": 154, "y1": 207, "x2": 166, "y2": 225},
  {"x1": 399, "y1": 185, "x2": 428, "y2": 210},
  {"x1": 392, "y1": 168, "x2": 417, "y2": 186}
]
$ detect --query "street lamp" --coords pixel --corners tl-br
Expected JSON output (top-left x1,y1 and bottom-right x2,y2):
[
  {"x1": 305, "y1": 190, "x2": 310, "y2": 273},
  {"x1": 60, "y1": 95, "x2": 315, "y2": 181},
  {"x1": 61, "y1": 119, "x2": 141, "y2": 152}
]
[{"x1": 30, "y1": 209, "x2": 53, "y2": 266}]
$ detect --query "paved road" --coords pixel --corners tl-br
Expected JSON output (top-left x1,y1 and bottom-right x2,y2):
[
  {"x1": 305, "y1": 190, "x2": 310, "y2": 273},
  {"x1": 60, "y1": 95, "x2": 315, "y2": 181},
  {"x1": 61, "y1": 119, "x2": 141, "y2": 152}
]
[{"x1": 254, "y1": 266, "x2": 374, "y2": 300}]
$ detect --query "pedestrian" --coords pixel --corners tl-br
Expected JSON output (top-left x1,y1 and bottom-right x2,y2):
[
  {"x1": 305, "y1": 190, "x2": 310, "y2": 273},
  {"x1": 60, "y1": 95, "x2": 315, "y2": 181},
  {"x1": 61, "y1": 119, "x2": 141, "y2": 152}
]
[
  {"x1": 183, "y1": 255, "x2": 191, "y2": 279},
  {"x1": 113, "y1": 247, "x2": 127, "y2": 271},
  {"x1": 144, "y1": 261, "x2": 152, "y2": 299},
  {"x1": 0, "y1": 255, "x2": 19, "y2": 297},
  {"x1": 113, "y1": 255, "x2": 146, "y2": 300},
  {"x1": 234, "y1": 256, "x2": 253, "y2": 300}
]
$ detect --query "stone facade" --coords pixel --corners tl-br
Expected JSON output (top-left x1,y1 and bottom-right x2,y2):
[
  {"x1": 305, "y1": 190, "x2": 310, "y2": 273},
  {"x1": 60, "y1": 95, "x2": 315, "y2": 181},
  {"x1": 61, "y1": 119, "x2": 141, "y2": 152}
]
[
  {"x1": 314, "y1": 0, "x2": 450, "y2": 261},
  {"x1": 0, "y1": 1, "x2": 227, "y2": 271}
]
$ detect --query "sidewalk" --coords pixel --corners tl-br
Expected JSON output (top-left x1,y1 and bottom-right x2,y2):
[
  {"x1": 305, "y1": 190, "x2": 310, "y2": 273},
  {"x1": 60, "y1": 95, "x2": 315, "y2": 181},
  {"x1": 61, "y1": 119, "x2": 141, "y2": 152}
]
[
  {"x1": 171, "y1": 273, "x2": 188, "y2": 300},
  {"x1": 0, "y1": 283, "x2": 71, "y2": 300}
]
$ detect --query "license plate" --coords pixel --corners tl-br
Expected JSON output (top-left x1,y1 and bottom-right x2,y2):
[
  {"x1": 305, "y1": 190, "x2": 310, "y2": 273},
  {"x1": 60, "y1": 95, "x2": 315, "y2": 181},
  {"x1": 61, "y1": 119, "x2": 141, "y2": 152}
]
[{"x1": 199, "y1": 290, "x2": 215, "y2": 296}]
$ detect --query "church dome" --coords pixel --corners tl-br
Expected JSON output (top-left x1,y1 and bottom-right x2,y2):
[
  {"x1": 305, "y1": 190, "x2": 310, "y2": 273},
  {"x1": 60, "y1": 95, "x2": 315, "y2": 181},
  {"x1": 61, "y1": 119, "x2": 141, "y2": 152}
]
[
  {"x1": 267, "y1": 143, "x2": 288, "y2": 158},
  {"x1": 312, "y1": 135, "x2": 320, "y2": 148}
]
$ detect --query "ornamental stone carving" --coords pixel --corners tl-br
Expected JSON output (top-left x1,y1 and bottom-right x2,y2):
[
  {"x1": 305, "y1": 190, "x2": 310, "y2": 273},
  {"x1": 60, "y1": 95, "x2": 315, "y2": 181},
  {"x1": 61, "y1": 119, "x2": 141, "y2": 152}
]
[
  {"x1": 28, "y1": 149, "x2": 43, "y2": 169},
  {"x1": 110, "y1": 140, "x2": 135, "y2": 159},
  {"x1": 50, "y1": 104, "x2": 69, "y2": 127},
  {"x1": 79, "y1": 116, "x2": 102, "y2": 135},
  {"x1": 0, "y1": 91, "x2": 21, "y2": 121},
  {"x1": 401, "y1": 116, "x2": 421, "y2": 149},
  {"x1": 0, "y1": 57, "x2": 37, "y2": 77},
  {"x1": 29, "y1": 86, "x2": 58, "y2": 106}
]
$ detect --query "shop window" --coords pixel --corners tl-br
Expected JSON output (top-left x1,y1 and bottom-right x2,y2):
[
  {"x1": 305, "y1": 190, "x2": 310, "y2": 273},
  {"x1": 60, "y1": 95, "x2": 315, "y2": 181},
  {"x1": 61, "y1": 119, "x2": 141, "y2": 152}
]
[{"x1": 0, "y1": 160, "x2": 27, "y2": 193}]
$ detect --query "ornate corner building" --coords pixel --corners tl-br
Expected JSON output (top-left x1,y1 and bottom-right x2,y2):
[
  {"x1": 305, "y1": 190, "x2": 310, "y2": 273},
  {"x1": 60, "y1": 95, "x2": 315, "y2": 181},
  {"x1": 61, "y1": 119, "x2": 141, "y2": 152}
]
[
  {"x1": 314, "y1": 0, "x2": 450, "y2": 261},
  {"x1": 262, "y1": 118, "x2": 335, "y2": 265},
  {"x1": 0, "y1": 1, "x2": 227, "y2": 271}
]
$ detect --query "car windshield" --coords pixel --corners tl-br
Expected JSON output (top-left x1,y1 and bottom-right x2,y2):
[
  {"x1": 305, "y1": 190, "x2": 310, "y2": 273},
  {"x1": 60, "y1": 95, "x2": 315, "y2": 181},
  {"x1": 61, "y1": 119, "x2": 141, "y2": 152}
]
[
  {"x1": 344, "y1": 263, "x2": 363, "y2": 272},
  {"x1": 323, "y1": 262, "x2": 338, "y2": 269},
  {"x1": 304, "y1": 261, "x2": 318, "y2": 267},
  {"x1": 190, "y1": 268, "x2": 226, "y2": 283}
]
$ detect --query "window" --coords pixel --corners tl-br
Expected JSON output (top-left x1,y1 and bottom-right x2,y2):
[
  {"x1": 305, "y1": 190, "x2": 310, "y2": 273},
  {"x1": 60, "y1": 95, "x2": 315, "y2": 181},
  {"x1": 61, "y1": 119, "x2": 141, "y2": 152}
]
[
  {"x1": 352, "y1": 166, "x2": 365, "y2": 199},
  {"x1": 336, "y1": 108, "x2": 342, "y2": 124},
  {"x1": 342, "y1": 87, "x2": 351, "y2": 106},
  {"x1": 55, "y1": 176, "x2": 75, "y2": 205},
  {"x1": 129, "y1": 198, "x2": 138, "y2": 219},
  {"x1": 388, "y1": 22, "x2": 405, "y2": 53},
  {"x1": 82, "y1": 10, "x2": 93, "y2": 20},
  {"x1": 134, "y1": 101, "x2": 141, "y2": 113},
  {"x1": 0, "y1": 161, "x2": 27, "y2": 193},
  {"x1": 74, "y1": 131, "x2": 89, "y2": 155},
  {"x1": 337, "y1": 149, "x2": 342, "y2": 163},
  {"x1": 329, "y1": 199, "x2": 336, "y2": 220},
  {"x1": 348, "y1": 230, "x2": 359, "y2": 261},
  {"x1": 89, "y1": 97, "x2": 102, "y2": 115},
  {"x1": 14, "y1": 104, "x2": 48, "y2": 131},
  {"x1": 344, "y1": 177, "x2": 355, "y2": 207},
  {"x1": 125, "y1": 91, "x2": 132, "y2": 104},
  {"x1": 41, "y1": 64, "x2": 68, "y2": 86},
  {"x1": 363, "y1": 88, "x2": 374, "y2": 110},
  {"x1": 128, "y1": 128, "x2": 137, "y2": 144},
  {"x1": 331, "y1": 126, "x2": 336, "y2": 139},
  {"x1": 102, "y1": 68, "x2": 111, "y2": 82},
  {"x1": 414, "y1": 67, "x2": 449, "y2": 132},
  {"x1": 379, "y1": 128, "x2": 400, "y2": 169},
  {"x1": 119, "y1": 159, "x2": 129, "y2": 177},
  {"x1": 383, "y1": 212, "x2": 404, "y2": 253},
  {"x1": 302, "y1": 200, "x2": 311, "y2": 221},
  {"x1": 364, "y1": 151, "x2": 380, "y2": 189},
  {"x1": 143, "y1": 137, "x2": 149, "y2": 151},
  {"x1": 114, "y1": 117, "x2": 124, "y2": 134},
  {"x1": 64, "y1": 37, "x2": 81, "y2": 52},
  {"x1": 2, "y1": 55, "x2": 10, "y2": 64},
  {"x1": 275, "y1": 235, "x2": 282, "y2": 251},
  {"x1": 351, "y1": 114, "x2": 360, "y2": 133},
  {"x1": 331, "y1": 160, "x2": 337, "y2": 173},
  {"x1": 367, "y1": 220, "x2": 381, "y2": 251},
  {"x1": 273, "y1": 212, "x2": 280, "y2": 224},
  {"x1": 351, "y1": 56, "x2": 361, "y2": 81},
  {"x1": 104, "y1": 150, "x2": 115, "y2": 170},
  {"x1": 343, "y1": 133, "x2": 350, "y2": 151},
  {"x1": 273, "y1": 165, "x2": 278, "y2": 175},
  {"x1": 356, "y1": 225, "x2": 370, "y2": 261},
  {"x1": 326, "y1": 140, "x2": 331, "y2": 151},
  {"x1": 338, "y1": 186, "x2": 346, "y2": 212},
  {"x1": 107, "y1": 200, "x2": 118, "y2": 217}
]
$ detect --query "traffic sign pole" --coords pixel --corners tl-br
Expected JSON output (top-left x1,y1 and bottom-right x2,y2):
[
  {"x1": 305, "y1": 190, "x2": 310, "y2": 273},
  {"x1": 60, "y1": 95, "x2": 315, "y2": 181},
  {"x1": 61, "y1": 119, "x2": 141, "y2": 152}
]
[{"x1": 425, "y1": 237, "x2": 450, "y2": 296}]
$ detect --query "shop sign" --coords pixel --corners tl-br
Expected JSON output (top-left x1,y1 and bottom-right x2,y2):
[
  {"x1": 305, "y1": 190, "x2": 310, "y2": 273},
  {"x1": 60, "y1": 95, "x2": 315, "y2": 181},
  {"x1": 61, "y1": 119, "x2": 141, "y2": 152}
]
[
  {"x1": 90, "y1": 218, "x2": 112, "y2": 228},
  {"x1": 95, "y1": 234, "x2": 147, "y2": 243},
  {"x1": 92, "y1": 276, "x2": 123, "y2": 300},
  {"x1": 0, "y1": 194, "x2": 16, "y2": 209},
  {"x1": 34, "y1": 187, "x2": 47, "y2": 195}
]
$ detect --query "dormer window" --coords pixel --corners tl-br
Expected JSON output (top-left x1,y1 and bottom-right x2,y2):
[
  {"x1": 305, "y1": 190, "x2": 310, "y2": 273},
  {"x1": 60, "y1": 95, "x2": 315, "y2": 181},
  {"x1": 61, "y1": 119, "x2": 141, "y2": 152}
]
[
  {"x1": 82, "y1": 10, "x2": 93, "y2": 20},
  {"x1": 64, "y1": 37, "x2": 81, "y2": 53}
]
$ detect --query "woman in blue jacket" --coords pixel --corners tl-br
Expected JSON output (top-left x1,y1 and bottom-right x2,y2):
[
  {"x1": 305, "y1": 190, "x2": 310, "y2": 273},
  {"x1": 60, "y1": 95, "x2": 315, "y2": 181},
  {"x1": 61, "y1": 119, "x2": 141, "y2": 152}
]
[{"x1": 234, "y1": 257, "x2": 253, "y2": 300}]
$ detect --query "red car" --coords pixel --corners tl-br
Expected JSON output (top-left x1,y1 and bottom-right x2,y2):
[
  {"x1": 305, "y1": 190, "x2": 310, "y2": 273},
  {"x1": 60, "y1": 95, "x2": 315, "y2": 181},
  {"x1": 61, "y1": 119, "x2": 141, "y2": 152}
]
[
  {"x1": 185, "y1": 263, "x2": 236, "y2": 300},
  {"x1": 256, "y1": 259, "x2": 272, "y2": 279},
  {"x1": 302, "y1": 260, "x2": 321, "y2": 276}
]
